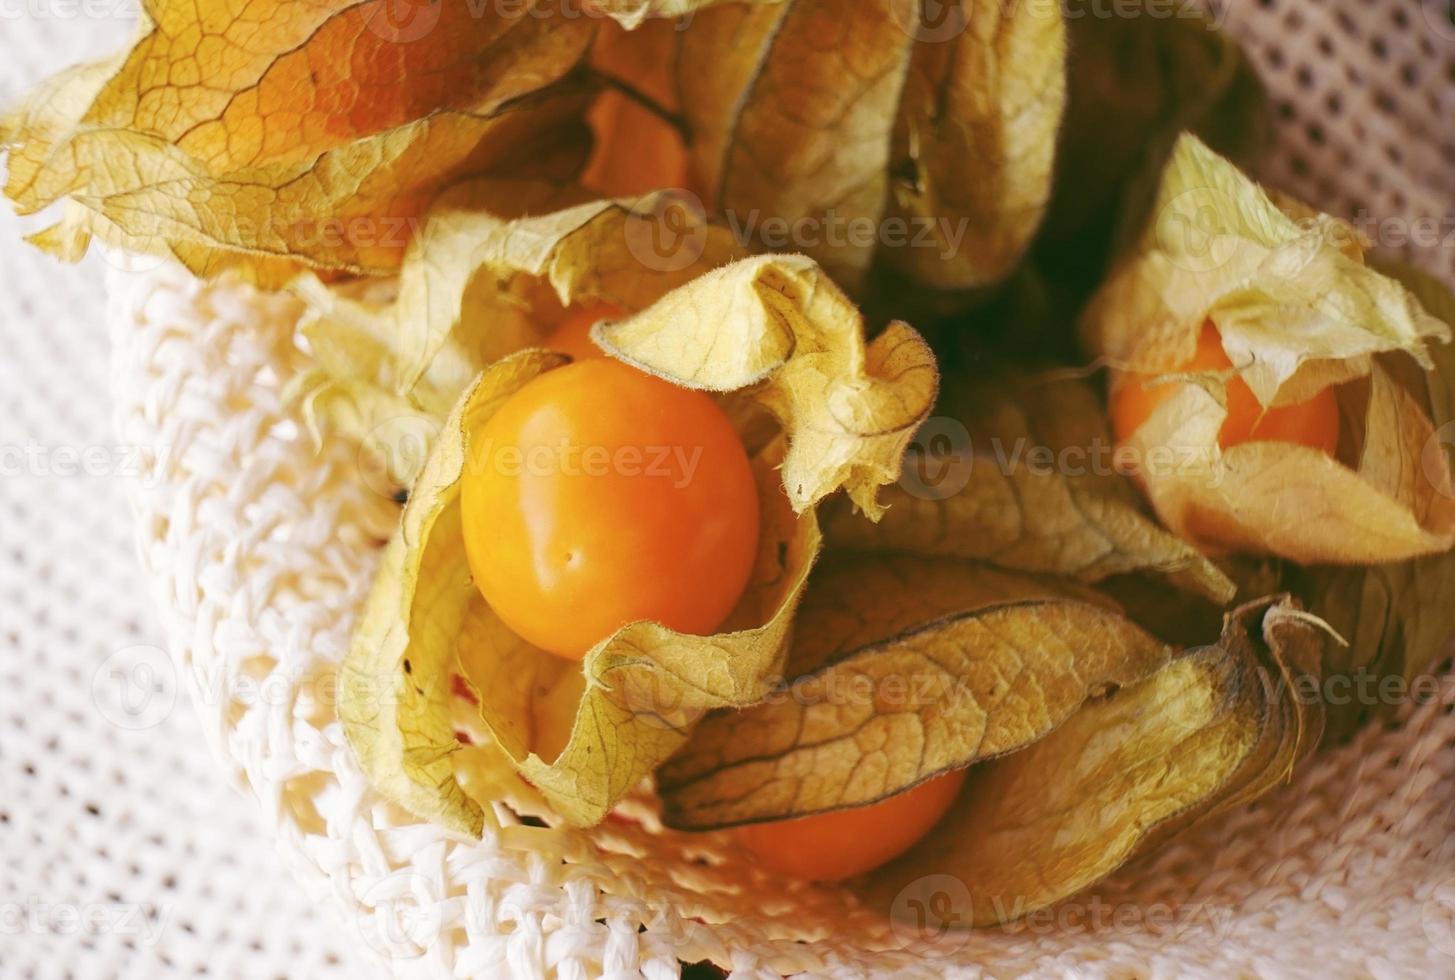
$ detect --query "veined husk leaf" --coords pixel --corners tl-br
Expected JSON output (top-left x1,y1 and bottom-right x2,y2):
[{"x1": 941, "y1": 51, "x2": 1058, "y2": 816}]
[
  {"x1": 677, "y1": 0, "x2": 915, "y2": 288},
  {"x1": 290, "y1": 187, "x2": 750, "y2": 488},
  {"x1": 340, "y1": 350, "x2": 561, "y2": 836},
  {"x1": 1, "y1": 0, "x2": 597, "y2": 283},
  {"x1": 657, "y1": 554, "x2": 1174, "y2": 830},
  {"x1": 823, "y1": 362, "x2": 1235, "y2": 602},
  {"x1": 823, "y1": 469, "x2": 1233, "y2": 602},
  {"x1": 1, "y1": 54, "x2": 126, "y2": 195},
  {"x1": 883, "y1": 0, "x2": 1065, "y2": 290},
  {"x1": 595, "y1": 253, "x2": 938, "y2": 516},
  {"x1": 1037, "y1": 0, "x2": 1268, "y2": 286},
  {"x1": 675, "y1": 0, "x2": 1065, "y2": 294},
  {"x1": 1084, "y1": 134, "x2": 1448, "y2": 401},
  {"x1": 1121, "y1": 360, "x2": 1455, "y2": 563},
  {"x1": 1293, "y1": 262, "x2": 1455, "y2": 738},
  {"x1": 1084, "y1": 134, "x2": 1455, "y2": 563},
  {"x1": 866, "y1": 595, "x2": 1327, "y2": 927},
  {"x1": 341, "y1": 256, "x2": 938, "y2": 830}
]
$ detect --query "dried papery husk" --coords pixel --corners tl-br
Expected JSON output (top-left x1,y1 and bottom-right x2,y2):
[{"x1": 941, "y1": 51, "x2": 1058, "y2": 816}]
[
  {"x1": 1083, "y1": 134, "x2": 1455, "y2": 563},
  {"x1": 658, "y1": 554, "x2": 1174, "y2": 831},
  {"x1": 340, "y1": 253, "x2": 938, "y2": 829},
  {"x1": 863, "y1": 595, "x2": 1326, "y2": 927},
  {"x1": 2, "y1": 0, "x2": 602, "y2": 283}
]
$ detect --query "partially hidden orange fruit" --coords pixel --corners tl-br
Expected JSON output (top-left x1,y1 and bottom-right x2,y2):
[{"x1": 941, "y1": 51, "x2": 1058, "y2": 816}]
[
  {"x1": 1111, "y1": 320, "x2": 1340, "y2": 454},
  {"x1": 732, "y1": 769, "x2": 968, "y2": 882},
  {"x1": 542, "y1": 302, "x2": 626, "y2": 362}
]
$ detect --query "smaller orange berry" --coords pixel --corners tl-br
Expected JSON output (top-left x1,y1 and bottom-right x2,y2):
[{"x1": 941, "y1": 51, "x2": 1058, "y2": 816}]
[{"x1": 732, "y1": 769, "x2": 967, "y2": 882}]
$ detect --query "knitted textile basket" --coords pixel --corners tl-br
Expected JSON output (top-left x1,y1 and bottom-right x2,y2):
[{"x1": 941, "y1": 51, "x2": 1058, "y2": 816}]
[{"x1": 104, "y1": 2, "x2": 1455, "y2": 977}]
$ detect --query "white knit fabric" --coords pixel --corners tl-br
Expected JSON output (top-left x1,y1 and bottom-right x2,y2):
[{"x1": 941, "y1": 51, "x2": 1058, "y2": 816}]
[
  {"x1": 10, "y1": 0, "x2": 1455, "y2": 977},
  {"x1": 0, "y1": 13, "x2": 376, "y2": 980}
]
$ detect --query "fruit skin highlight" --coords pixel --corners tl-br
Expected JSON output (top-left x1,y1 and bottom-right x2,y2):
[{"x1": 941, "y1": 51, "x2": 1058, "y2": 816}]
[
  {"x1": 1110, "y1": 321, "x2": 1340, "y2": 454},
  {"x1": 543, "y1": 302, "x2": 625, "y2": 362},
  {"x1": 732, "y1": 769, "x2": 968, "y2": 882},
  {"x1": 460, "y1": 358, "x2": 760, "y2": 660}
]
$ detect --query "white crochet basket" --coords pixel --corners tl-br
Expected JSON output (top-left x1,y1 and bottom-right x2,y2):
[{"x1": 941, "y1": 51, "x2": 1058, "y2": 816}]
[{"x1": 103, "y1": 1, "x2": 1455, "y2": 976}]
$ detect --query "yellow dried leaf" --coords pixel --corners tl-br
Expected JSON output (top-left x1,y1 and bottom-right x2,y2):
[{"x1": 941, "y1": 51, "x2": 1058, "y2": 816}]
[
  {"x1": 1121, "y1": 360, "x2": 1455, "y2": 563},
  {"x1": 657, "y1": 554, "x2": 1172, "y2": 829},
  {"x1": 83, "y1": 0, "x2": 592, "y2": 173},
  {"x1": 823, "y1": 466, "x2": 1234, "y2": 604},
  {"x1": 1086, "y1": 135, "x2": 1455, "y2": 563},
  {"x1": 675, "y1": 0, "x2": 1064, "y2": 293},
  {"x1": 679, "y1": 0, "x2": 915, "y2": 287},
  {"x1": 340, "y1": 256, "x2": 938, "y2": 829},
  {"x1": 1084, "y1": 134, "x2": 1449, "y2": 403},
  {"x1": 883, "y1": 0, "x2": 1065, "y2": 290},
  {"x1": 866, "y1": 595, "x2": 1326, "y2": 927},
  {"x1": 3, "y1": 0, "x2": 596, "y2": 281},
  {"x1": 0, "y1": 55, "x2": 125, "y2": 201},
  {"x1": 339, "y1": 351, "x2": 561, "y2": 837},
  {"x1": 828, "y1": 364, "x2": 1233, "y2": 599},
  {"x1": 1292, "y1": 262, "x2": 1455, "y2": 737},
  {"x1": 378, "y1": 187, "x2": 745, "y2": 389},
  {"x1": 53, "y1": 92, "x2": 591, "y2": 284},
  {"x1": 289, "y1": 188, "x2": 750, "y2": 487},
  {"x1": 595, "y1": 253, "x2": 938, "y2": 516}
]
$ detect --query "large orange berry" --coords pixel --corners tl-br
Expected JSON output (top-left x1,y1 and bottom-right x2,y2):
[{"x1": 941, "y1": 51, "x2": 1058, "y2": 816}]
[{"x1": 461, "y1": 359, "x2": 760, "y2": 659}]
